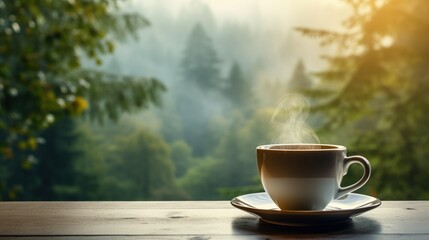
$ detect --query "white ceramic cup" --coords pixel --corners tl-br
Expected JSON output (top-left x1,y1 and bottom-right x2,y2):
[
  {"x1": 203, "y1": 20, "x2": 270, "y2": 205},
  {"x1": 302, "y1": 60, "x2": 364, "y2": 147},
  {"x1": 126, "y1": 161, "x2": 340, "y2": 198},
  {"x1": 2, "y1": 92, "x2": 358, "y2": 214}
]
[{"x1": 256, "y1": 144, "x2": 371, "y2": 211}]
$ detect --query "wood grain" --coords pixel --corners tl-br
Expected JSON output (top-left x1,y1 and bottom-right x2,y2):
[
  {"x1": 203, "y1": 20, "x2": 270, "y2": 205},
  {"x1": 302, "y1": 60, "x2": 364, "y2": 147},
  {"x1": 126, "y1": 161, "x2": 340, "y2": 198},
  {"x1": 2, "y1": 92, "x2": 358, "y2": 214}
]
[{"x1": 0, "y1": 201, "x2": 428, "y2": 239}]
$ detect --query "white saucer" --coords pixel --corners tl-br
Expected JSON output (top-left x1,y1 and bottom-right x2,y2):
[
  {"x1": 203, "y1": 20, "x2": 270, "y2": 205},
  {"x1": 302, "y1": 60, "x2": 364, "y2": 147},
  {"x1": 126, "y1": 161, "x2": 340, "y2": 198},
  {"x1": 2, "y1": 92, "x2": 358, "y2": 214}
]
[{"x1": 230, "y1": 192, "x2": 381, "y2": 227}]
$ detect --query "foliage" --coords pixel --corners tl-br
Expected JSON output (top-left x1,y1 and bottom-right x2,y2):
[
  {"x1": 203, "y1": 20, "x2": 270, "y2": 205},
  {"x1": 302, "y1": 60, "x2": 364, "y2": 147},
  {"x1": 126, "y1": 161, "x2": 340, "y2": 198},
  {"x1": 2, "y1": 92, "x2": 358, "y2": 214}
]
[
  {"x1": 178, "y1": 156, "x2": 218, "y2": 199},
  {"x1": 170, "y1": 140, "x2": 194, "y2": 178},
  {"x1": 179, "y1": 109, "x2": 274, "y2": 199},
  {"x1": 73, "y1": 70, "x2": 165, "y2": 123},
  {"x1": 39, "y1": 119, "x2": 105, "y2": 200},
  {"x1": 0, "y1": 0, "x2": 166, "y2": 199},
  {"x1": 224, "y1": 61, "x2": 253, "y2": 111},
  {"x1": 0, "y1": 0, "x2": 164, "y2": 155},
  {"x1": 175, "y1": 22, "x2": 225, "y2": 156},
  {"x1": 297, "y1": 0, "x2": 429, "y2": 199},
  {"x1": 100, "y1": 126, "x2": 188, "y2": 200},
  {"x1": 181, "y1": 23, "x2": 221, "y2": 91},
  {"x1": 4, "y1": 0, "x2": 427, "y2": 201},
  {"x1": 1, "y1": 118, "x2": 106, "y2": 200},
  {"x1": 288, "y1": 60, "x2": 313, "y2": 92}
]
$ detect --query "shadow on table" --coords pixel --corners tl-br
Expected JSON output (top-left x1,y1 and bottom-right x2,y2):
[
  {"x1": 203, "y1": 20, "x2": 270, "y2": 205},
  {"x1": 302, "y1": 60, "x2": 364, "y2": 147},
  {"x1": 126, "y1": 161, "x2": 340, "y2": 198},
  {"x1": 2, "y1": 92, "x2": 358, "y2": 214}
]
[{"x1": 231, "y1": 216, "x2": 382, "y2": 236}]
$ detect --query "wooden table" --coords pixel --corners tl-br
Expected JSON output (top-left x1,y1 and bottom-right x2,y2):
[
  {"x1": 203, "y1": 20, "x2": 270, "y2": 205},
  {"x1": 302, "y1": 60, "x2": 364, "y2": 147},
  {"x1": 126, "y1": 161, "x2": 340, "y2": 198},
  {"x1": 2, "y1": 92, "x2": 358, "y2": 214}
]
[{"x1": 0, "y1": 201, "x2": 428, "y2": 239}]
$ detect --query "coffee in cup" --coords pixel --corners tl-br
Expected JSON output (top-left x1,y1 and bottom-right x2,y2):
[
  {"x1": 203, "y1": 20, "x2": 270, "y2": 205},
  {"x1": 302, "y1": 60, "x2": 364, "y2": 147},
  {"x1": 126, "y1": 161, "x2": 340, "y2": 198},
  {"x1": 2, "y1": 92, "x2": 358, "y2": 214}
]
[{"x1": 256, "y1": 144, "x2": 371, "y2": 211}]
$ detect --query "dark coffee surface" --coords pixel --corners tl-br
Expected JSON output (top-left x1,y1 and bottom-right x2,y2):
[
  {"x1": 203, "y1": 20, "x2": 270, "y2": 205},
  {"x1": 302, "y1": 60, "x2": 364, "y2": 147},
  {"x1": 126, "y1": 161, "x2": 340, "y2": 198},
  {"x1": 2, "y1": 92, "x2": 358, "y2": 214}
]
[
  {"x1": 257, "y1": 149, "x2": 344, "y2": 177},
  {"x1": 269, "y1": 145, "x2": 338, "y2": 150}
]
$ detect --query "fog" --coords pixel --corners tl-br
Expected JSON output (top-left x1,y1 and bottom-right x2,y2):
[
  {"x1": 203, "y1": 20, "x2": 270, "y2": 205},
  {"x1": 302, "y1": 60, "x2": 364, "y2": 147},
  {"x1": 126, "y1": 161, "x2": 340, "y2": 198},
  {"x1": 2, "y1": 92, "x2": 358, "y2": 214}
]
[
  {"x1": 101, "y1": 0, "x2": 349, "y2": 85},
  {"x1": 83, "y1": 0, "x2": 352, "y2": 199},
  {"x1": 4, "y1": 0, "x2": 427, "y2": 201}
]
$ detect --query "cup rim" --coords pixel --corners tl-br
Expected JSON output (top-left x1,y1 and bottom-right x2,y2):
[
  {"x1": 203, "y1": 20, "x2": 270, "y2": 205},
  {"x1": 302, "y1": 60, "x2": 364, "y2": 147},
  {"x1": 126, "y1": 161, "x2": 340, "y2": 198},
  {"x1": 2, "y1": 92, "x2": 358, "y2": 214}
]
[{"x1": 256, "y1": 143, "x2": 346, "y2": 151}]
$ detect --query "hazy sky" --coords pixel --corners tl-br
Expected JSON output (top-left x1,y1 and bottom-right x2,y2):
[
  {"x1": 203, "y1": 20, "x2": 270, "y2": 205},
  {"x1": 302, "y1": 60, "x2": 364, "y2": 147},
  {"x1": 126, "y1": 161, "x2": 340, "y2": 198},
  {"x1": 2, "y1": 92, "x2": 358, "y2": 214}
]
[
  {"x1": 110, "y1": 0, "x2": 352, "y2": 85},
  {"x1": 132, "y1": 0, "x2": 349, "y2": 30},
  {"x1": 206, "y1": 0, "x2": 348, "y2": 28}
]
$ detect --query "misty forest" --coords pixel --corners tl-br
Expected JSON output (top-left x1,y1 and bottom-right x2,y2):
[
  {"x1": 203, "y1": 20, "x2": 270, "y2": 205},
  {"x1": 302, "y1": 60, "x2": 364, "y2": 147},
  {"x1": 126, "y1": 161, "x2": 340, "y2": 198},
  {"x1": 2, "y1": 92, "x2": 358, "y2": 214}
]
[{"x1": 1, "y1": 0, "x2": 428, "y2": 201}]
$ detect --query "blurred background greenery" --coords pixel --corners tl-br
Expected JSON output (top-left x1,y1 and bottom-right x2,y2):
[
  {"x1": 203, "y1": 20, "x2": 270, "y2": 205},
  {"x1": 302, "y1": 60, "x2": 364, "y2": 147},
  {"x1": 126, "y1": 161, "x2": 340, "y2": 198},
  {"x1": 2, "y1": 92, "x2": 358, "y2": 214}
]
[{"x1": 0, "y1": 0, "x2": 428, "y2": 201}]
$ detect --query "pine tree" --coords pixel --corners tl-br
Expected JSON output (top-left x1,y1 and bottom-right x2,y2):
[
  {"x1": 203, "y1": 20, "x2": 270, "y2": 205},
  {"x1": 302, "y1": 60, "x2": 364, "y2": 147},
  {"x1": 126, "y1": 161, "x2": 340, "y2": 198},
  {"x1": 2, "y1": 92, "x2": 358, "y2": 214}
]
[
  {"x1": 297, "y1": 0, "x2": 429, "y2": 199},
  {"x1": 175, "y1": 22, "x2": 223, "y2": 156},
  {"x1": 288, "y1": 60, "x2": 313, "y2": 92},
  {"x1": 181, "y1": 23, "x2": 221, "y2": 91},
  {"x1": 6, "y1": 118, "x2": 105, "y2": 200},
  {"x1": 224, "y1": 61, "x2": 252, "y2": 110}
]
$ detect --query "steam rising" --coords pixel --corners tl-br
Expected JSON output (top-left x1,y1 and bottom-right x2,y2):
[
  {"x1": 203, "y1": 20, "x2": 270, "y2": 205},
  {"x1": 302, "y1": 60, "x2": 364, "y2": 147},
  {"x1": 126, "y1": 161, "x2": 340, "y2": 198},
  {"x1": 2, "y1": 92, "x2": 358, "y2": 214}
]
[{"x1": 271, "y1": 93, "x2": 320, "y2": 145}]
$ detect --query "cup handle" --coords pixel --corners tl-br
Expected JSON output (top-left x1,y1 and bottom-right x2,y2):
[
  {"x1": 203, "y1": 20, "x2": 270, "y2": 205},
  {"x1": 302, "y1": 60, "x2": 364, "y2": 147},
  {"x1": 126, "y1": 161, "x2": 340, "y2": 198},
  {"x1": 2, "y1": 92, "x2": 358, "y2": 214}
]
[{"x1": 336, "y1": 155, "x2": 371, "y2": 198}]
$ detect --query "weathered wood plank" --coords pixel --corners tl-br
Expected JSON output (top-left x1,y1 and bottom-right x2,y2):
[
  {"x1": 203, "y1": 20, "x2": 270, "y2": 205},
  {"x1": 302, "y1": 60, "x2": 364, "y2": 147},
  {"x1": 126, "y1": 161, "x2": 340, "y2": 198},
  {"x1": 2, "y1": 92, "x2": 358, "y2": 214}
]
[
  {"x1": 0, "y1": 201, "x2": 428, "y2": 238},
  {"x1": 0, "y1": 201, "x2": 229, "y2": 210},
  {"x1": 1, "y1": 236, "x2": 429, "y2": 240}
]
